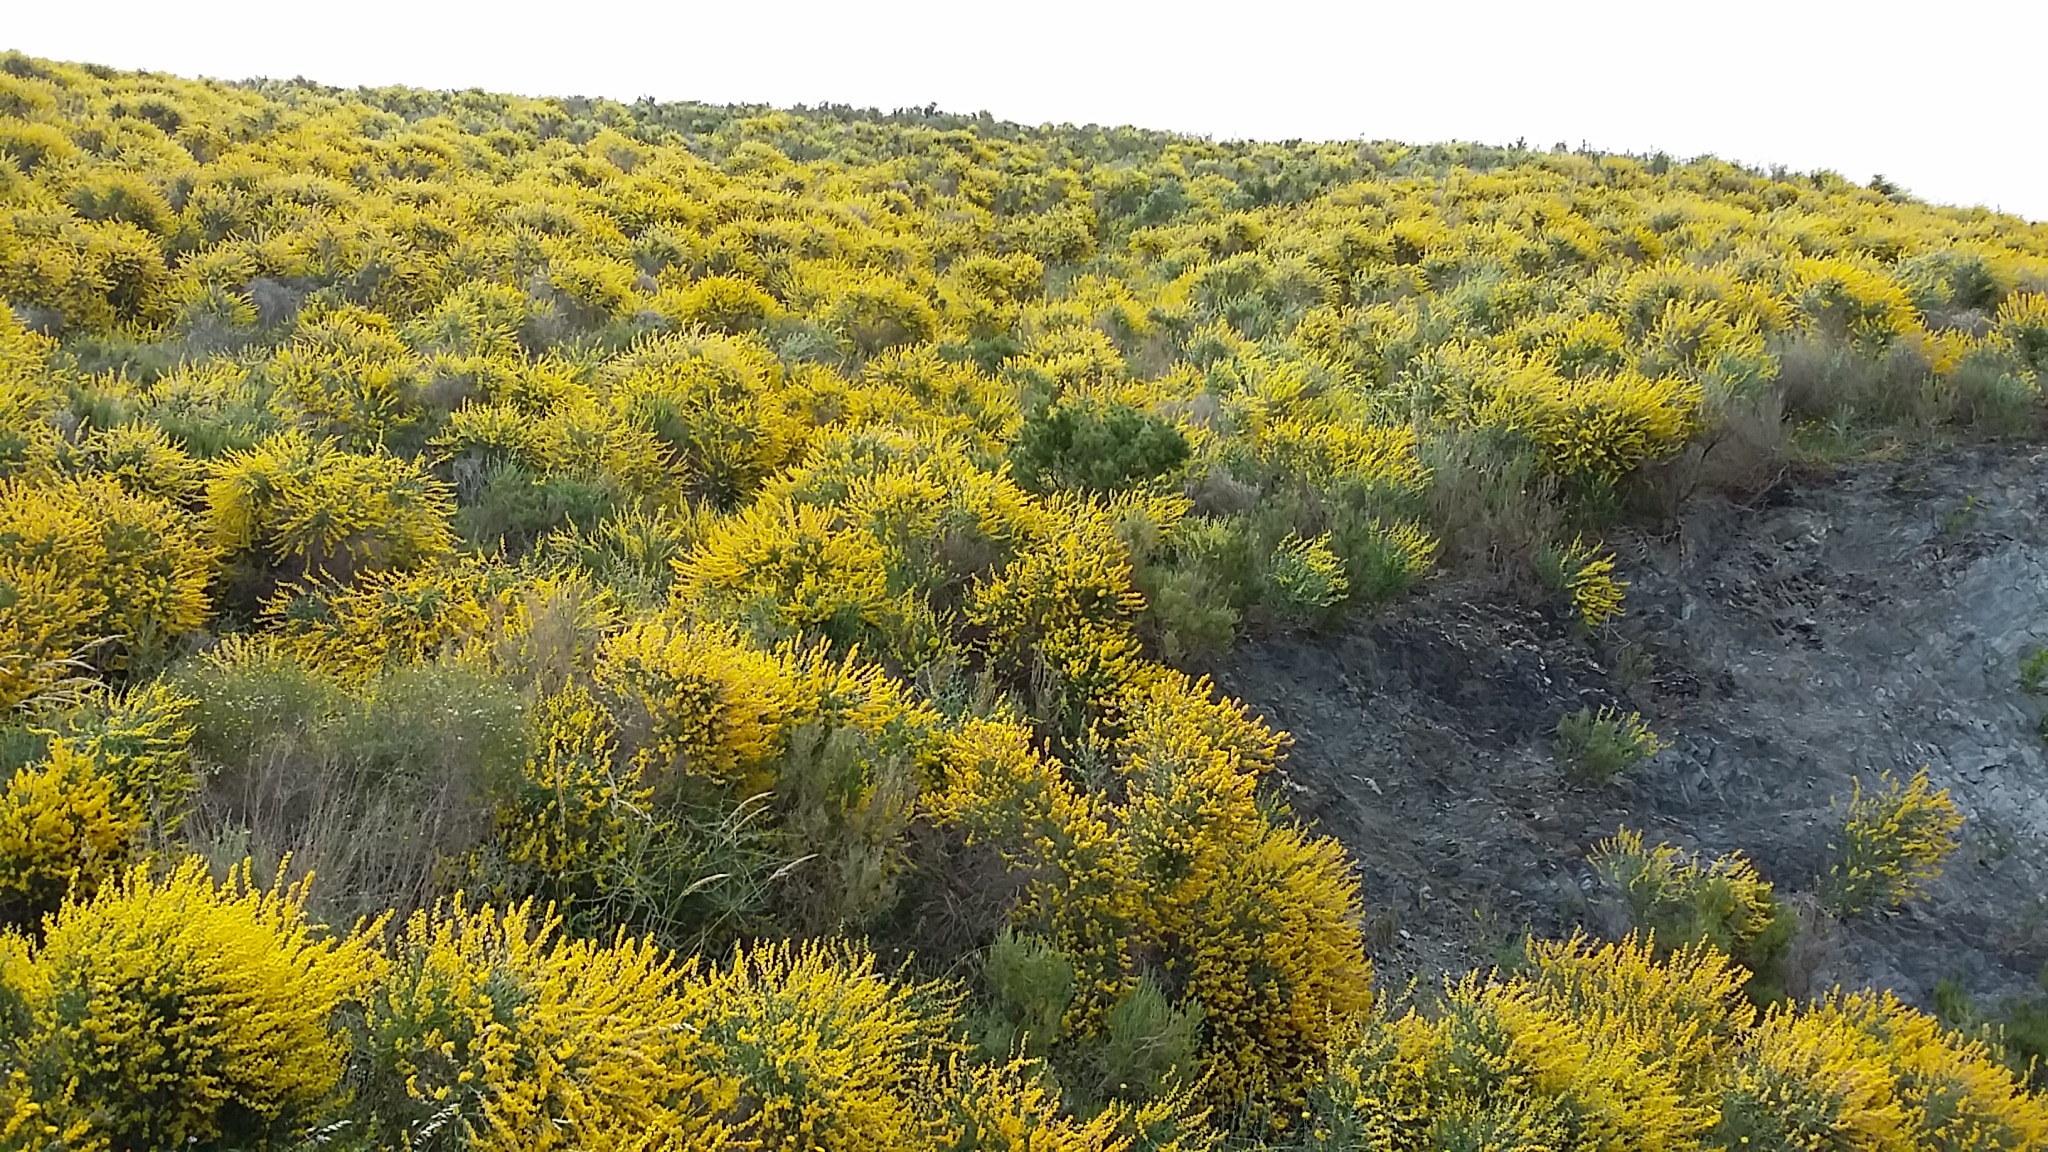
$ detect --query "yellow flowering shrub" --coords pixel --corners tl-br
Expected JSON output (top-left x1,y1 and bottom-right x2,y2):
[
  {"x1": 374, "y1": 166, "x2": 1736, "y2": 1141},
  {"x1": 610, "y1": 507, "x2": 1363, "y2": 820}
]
[
  {"x1": 679, "y1": 494, "x2": 898, "y2": 650},
  {"x1": 495, "y1": 682, "x2": 647, "y2": 896},
  {"x1": 653, "y1": 273, "x2": 786, "y2": 334},
  {"x1": 1303, "y1": 934, "x2": 2048, "y2": 1149},
  {"x1": 1537, "y1": 369, "x2": 1703, "y2": 484},
  {"x1": 1421, "y1": 341, "x2": 1700, "y2": 485},
  {"x1": 60, "y1": 680, "x2": 200, "y2": 826},
  {"x1": 1264, "y1": 531, "x2": 1349, "y2": 618},
  {"x1": 360, "y1": 897, "x2": 733, "y2": 1151},
  {"x1": 679, "y1": 438, "x2": 1048, "y2": 664},
  {"x1": 931, "y1": 714, "x2": 1143, "y2": 1028},
  {"x1": 205, "y1": 431, "x2": 455, "y2": 580},
  {"x1": 0, "y1": 308, "x2": 62, "y2": 476},
  {"x1": 1790, "y1": 256, "x2": 1921, "y2": 345},
  {"x1": 687, "y1": 938, "x2": 958, "y2": 1151},
  {"x1": 0, "y1": 739, "x2": 139, "y2": 929},
  {"x1": 266, "y1": 301, "x2": 427, "y2": 450},
  {"x1": 942, "y1": 672, "x2": 1371, "y2": 1117},
  {"x1": 596, "y1": 613, "x2": 936, "y2": 802},
  {"x1": 1540, "y1": 534, "x2": 1628, "y2": 627},
  {"x1": 267, "y1": 562, "x2": 496, "y2": 680},
  {"x1": 1306, "y1": 936, "x2": 1746, "y2": 1150},
  {"x1": 1820, "y1": 989, "x2": 2048, "y2": 1149},
  {"x1": 0, "y1": 472, "x2": 213, "y2": 708},
  {"x1": 939, "y1": 1058, "x2": 1130, "y2": 1151},
  {"x1": 596, "y1": 615, "x2": 799, "y2": 797},
  {"x1": 1, "y1": 859, "x2": 381, "y2": 1152},
  {"x1": 433, "y1": 393, "x2": 672, "y2": 503},
  {"x1": 1994, "y1": 290, "x2": 2048, "y2": 373},
  {"x1": 1158, "y1": 821, "x2": 1374, "y2": 1113},
  {"x1": 1591, "y1": 828, "x2": 1793, "y2": 999},
  {"x1": 1711, "y1": 1004, "x2": 1915, "y2": 1150},
  {"x1": 75, "y1": 421, "x2": 206, "y2": 503},
  {"x1": 604, "y1": 329, "x2": 807, "y2": 506},
  {"x1": 6, "y1": 51, "x2": 2048, "y2": 1150},
  {"x1": 967, "y1": 498, "x2": 1149, "y2": 724},
  {"x1": 1822, "y1": 767, "x2": 1965, "y2": 917}
]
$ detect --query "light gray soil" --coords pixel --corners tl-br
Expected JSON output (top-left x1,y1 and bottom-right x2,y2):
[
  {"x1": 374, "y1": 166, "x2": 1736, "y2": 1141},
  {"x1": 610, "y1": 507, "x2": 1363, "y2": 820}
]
[{"x1": 1217, "y1": 444, "x2": 2048, "y2": 1008}]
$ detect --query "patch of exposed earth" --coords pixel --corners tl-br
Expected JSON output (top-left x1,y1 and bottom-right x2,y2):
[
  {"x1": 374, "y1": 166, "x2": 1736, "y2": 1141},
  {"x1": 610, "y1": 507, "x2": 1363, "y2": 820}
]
[{"x1": 1216, "y1": 444, "x2": 2048, "y2": 1008}]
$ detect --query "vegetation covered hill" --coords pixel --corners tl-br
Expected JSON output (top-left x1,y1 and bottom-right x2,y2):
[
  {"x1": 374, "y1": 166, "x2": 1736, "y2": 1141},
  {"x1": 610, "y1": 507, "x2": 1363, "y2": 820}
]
[{"x1": 2, "y1": 50, "x2": 2047, "y2": 1149}]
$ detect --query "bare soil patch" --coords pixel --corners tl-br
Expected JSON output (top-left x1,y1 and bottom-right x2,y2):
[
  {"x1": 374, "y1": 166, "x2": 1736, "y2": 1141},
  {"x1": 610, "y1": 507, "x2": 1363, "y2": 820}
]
[{"x1": 1217, "y1": 444, "x2": 2048, "y2": 1006}]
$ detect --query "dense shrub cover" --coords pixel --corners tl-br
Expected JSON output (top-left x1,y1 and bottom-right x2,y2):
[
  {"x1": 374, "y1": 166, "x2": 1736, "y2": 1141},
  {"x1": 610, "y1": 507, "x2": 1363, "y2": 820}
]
[{"x1": 0, "y1": 50, "x2": 2045, "y2": 1147}]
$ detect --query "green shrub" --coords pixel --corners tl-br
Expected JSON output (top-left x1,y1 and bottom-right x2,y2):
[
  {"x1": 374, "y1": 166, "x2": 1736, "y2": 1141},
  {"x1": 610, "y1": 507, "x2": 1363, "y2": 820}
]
[
  {"x1": 176, "y1": 650, "x2": 529, "y2": 925},
  {"x1": 1329, "y1": 516, "x2": 1437, "y2": 609},
  {"x1": 977, "y1": 928, "x2": 1076, "y2": 1060},
  {"x1": 2001, "y1": 966, "x2": 2048, "y2": 1088},
  {"x1": 1139, "y1": 562, "x2": 1240, "y2": 665},
  {"x1": 1087, "y1": 973, "x2": 1206, "y2": 1103},
  {"x1": 451, "y1": 457, "x2": 621, "y2": 554},
  {"x1": 1931, "y1": 969, "x2": 2048, "y2": 1090},
  {"x1": 1262, "y1": 532, "x2": 1350, "y2": 621},
  {"x1": 1555, "y1": 705, "x2": 1666, "y2": 783},
  {"x1": 1589, "y1": 828, "x2": 1795, "y2": 1001},
  {"x1": 1011, "y1": 396, "x2": 1189, "y2": 493},
  {"x1": 2019, "y1": 647, "x2": 2048, "y2": 694},
  {"x1": 1820, "y1": 767, "x2": 1964, "y2": 917}
]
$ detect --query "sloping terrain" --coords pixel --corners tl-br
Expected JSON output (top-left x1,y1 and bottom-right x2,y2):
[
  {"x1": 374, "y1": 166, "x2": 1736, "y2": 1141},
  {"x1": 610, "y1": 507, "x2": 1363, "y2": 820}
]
[{"x1": 1223, "y1": 444, "x2": 2048, "y2": 1005}]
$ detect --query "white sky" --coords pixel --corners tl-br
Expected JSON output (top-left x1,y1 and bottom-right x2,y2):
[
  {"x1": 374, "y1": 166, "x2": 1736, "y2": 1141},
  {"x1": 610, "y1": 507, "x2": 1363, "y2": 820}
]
[{"x1": 9, "y1": 1, "x2": 2046, "y2": 221}]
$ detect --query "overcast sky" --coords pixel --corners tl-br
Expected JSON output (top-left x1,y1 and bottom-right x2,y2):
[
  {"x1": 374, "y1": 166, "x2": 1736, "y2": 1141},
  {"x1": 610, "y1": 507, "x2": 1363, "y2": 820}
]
[{"x1": 10, "y1": 1, "x2": 2046, "y2": 221}]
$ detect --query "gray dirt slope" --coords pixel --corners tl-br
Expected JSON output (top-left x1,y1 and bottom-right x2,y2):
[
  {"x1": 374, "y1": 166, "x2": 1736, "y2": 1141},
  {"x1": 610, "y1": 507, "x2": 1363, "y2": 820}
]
[{"x1": 1217, "y1": 443, "x2": 2048, "y2": 1007}]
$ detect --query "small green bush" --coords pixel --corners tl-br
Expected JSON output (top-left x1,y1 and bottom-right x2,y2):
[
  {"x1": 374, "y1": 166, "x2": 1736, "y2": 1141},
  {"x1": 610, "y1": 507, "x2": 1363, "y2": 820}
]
[
  {"x1": 1555, "y1": 705, "x2": 1666, "y2": 783},
  {"x1": 1589, "y1": 828, "x2": 1795, "y2": 1001},
  {"x1": 1263, "y1": 532, "x2": 1350, "y2": 622},
  {"x1": 1820, "y1": 767, "x2": 1963, "y2": 917},
  {"x1": 452, "y1": 457, "x2": 621, "y2": 554},
  {"x1": 977, "y1": 928, "x2": 1076, "y2": 1060},
  {"x1": 1087, "y1": 973, "x2": 1205, "y2": 1103},
  {"x1": 2019, "y1": 647, "x2": 2048, "y2": 694},
  {"x1": 1011, "y1": 396, "x2": 1189, "y2": 493},
  {"x1": 1930, "y1": 968, "x2": 2048, "y2": 1089},
  {"x1": 2002, "y1": 968, "x2": 2048, "y2": 1088}
]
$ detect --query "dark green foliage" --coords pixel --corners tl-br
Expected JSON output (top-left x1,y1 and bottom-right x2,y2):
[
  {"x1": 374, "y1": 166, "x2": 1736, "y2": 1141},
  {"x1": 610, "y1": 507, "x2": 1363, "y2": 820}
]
[
  {"x1": 452, "y1": 458, "x2": 621, "y2": 556},
  {"x1": 975, "y1": 928, "x2": 1076, "y2": 1061},
  {"x1": 2021, "y1": 648, "x2": 2048, "y2": 695},
  {"x1": 1086, "y1": 974, "x2": 1205, "y2": 1103},
  {"x1": 1011, "y1": 396, "x2": 1189, "y2": 493}
]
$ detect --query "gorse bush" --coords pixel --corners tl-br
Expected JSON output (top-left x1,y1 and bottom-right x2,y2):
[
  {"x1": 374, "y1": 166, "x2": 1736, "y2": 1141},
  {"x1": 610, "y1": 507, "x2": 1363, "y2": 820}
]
[
  {"x1": 1555, "y1": 704, "x2": 1667, "y2": 782},
  {"x1": 357, "y1": 897, "x2": 732, "y2": 1152},
  {"x1": 1538, "y1": 534, "x2": 1628, "y2": 627},
  {"x1": 1591, "y1": 828, "x2": 1796, "y2": 1001},
  {"x1": 0, "y1": 683, "x2": 198, "y2": 927},
  {"x1": 0, "y1": 472, "x2": 213, "y2": 709},
  {"x1": 0, "y1": 859, "x2": 382, "y2": 1152},
  {"x1": 0, "y1": 738, "x2": 141, "y2": 929},
  {"x1": 1, "y1": 49, "x2": 2046, "y2": 1149},
  {"x1": 1821, "y1": 767, "x2": 1965, "y2": 917},
  {"x1": 1302, "y1": 934, "x2": 2048, "y2": 1151}
]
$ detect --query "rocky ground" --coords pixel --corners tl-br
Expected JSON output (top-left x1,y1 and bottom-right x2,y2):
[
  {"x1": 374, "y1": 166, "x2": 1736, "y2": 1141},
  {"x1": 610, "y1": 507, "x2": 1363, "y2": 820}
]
[{"x1": 1217, "y1": 443, "x2": 2048, "y2": 1009}]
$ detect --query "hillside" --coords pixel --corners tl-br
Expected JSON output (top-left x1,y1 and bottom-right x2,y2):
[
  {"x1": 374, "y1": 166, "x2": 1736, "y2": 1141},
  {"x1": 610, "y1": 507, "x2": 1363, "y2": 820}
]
[{"x1": 2, "y1": 50, "x2": 2048, "y2": 1150}]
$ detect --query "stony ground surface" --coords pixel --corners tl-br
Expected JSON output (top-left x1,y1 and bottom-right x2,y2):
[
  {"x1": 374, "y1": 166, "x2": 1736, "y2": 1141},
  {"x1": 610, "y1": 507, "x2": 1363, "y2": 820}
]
[{"x1": 1217, "y1": 443, "x2": 2048, "y2": 1008}]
